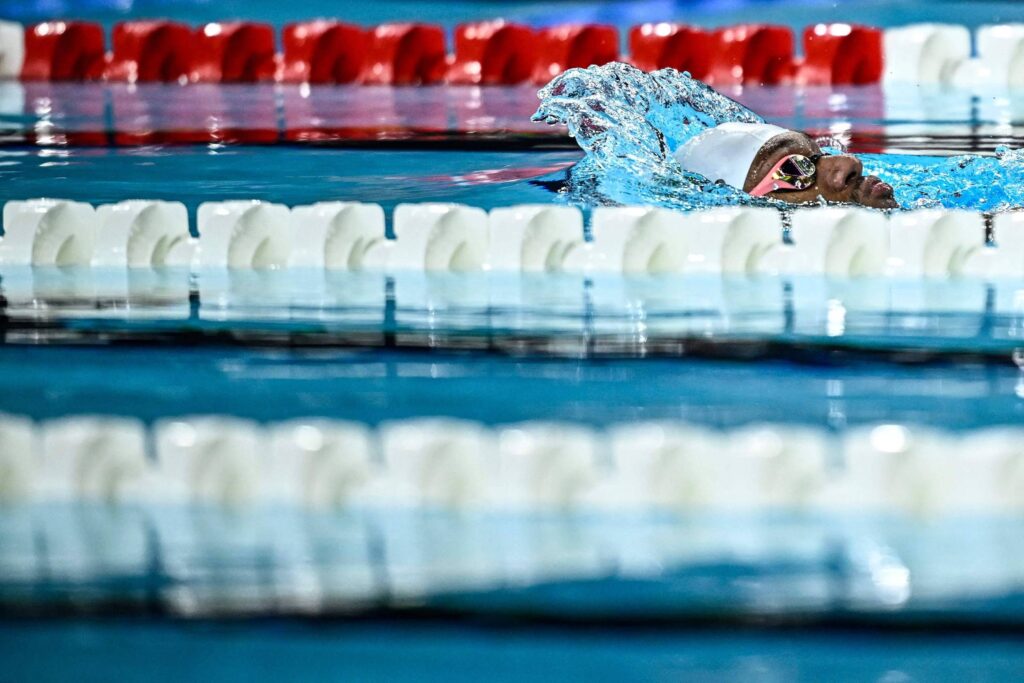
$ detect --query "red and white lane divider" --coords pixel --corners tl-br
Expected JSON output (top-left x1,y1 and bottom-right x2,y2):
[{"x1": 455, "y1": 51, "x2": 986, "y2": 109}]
[
  {"x1": 2, "y1": 199, "x2": 1021, "y2": 279},
  {"x1": 0, "y1": 19, "x2": 1022, "y2": 86},
  {"x1": 2, "y1": 412, "x2": 1023, "y2": 518}
]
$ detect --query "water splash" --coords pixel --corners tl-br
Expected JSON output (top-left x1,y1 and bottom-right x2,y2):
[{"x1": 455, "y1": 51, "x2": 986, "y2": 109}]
[
  {"x1": 865, "y1": 147, "x2": 1024, "y2": 211},
  {"x1": 534, "y1": 62, "x2": 1024, "y2": 212},
  {"x1": 532, "y1": 62, "x2": 762, "y2": 210}
]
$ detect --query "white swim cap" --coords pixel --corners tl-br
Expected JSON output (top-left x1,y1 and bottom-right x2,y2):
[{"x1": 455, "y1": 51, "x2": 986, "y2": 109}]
[{"x1": 673, "y1": 122, "x2": 789, "y2": 190}]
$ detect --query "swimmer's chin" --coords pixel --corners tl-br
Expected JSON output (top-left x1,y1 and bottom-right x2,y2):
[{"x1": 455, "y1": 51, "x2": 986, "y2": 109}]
[
  {"x1": 770, "y1": 198, "x2": 900, "y2": 211},
  {"x1": 856, "y1": 176, "x2": 899, "y2": 209},
  {"x1": 763, "y1": 192, "x2": 900, "y2": 211}
]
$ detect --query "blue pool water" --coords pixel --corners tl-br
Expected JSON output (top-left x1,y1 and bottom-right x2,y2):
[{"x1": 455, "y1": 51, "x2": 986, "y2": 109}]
[
  {"x1": 4, "y1": 619, "x2": 1024, "y2": 682},
  {"x1": 0, "y1": 146, "x2": 579, "y2": 219},
  {"x1": 0, "y1": 346, "x2": 1020, "y2": 429},
  {"x1": 6, "y1": 80, "x2": 1024, "y2": 222}
]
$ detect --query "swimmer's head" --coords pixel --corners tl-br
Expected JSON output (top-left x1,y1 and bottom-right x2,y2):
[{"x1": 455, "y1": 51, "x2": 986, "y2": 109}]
[{"x1": 674, "y1": 123, "x2": 897, "y2": 209}]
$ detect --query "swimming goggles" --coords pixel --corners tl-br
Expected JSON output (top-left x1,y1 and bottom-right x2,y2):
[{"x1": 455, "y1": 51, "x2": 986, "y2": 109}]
[{"x1": 749, "y1": 153, "x2": 823, "y2": 197}]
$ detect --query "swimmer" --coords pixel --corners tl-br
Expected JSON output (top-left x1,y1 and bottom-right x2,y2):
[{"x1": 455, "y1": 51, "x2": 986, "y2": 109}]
[{"x1": 674, "y1": 122, "x2": 898, "y2": 209}]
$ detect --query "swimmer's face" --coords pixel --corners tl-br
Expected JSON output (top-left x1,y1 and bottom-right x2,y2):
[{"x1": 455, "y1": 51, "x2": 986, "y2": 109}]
[{"x1": 743, "y1": 132, "x2": 897, "y2": 209}]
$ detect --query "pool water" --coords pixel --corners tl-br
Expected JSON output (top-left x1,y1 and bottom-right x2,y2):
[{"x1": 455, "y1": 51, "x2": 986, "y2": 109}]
[
  {"x1": 0, "y1": 346, "x2": 1020, "y2": 429},
  {"x1": 0, "y1": 146, "x2": 580, "y2": 216},
  {"x1": 4, "y1": 619, "x2": 1024, "y2": 683}
]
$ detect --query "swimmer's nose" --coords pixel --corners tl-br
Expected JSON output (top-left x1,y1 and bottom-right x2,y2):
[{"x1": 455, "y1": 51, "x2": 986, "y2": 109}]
[{"x1": 819, "y1": 154, "x2": 863, "y2": 193}]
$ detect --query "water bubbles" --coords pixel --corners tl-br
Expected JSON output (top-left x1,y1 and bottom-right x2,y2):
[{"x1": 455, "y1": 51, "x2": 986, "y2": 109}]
[
  {"x1": 870, "y1": 150, "x2": 1024, "y2": 211},
  {"x1": 533, "y1": 63, "x2": 763, "y2": 210}
]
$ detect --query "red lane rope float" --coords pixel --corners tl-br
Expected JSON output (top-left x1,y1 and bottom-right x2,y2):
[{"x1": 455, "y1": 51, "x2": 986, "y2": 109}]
[
  {"x1": 105, "y1": 21, "x2": 193, "y2": 83},
  {"x1": 707, "y1": 24, "x2": 796, "y2": 85},
  {"x1": 447, "y1": 20, "x2": 538, "y2": 85},
  {"x1": 6, "y1": 19, "x2": 891, "y2": 85},
  {"x1": 531, "y1": 24, "x2": 619, "y2": 84},
  {"x1": 629, "y1": 23, "x2": 715, "y2": 79},
  {"x1": 21, "y1": 21, "x2": 106, "y2": 81},
  {"x1": 190, "y1": 21, "x2": 277, "y2": 83},
  {"x1": 361, "y1": 23, "x2": 447, "y2": 85},
  {"x1": 280, "y1": 20, "x2": 368, "y2": 84},
  {"x1": 800, "y1": 23, "x2": 883, "y2": 86}
]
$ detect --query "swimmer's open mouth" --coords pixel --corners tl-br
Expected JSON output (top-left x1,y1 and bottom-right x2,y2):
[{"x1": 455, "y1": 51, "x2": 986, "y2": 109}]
[{"x1": 858, "y1": 175, "x2": 894, "y2": 203}]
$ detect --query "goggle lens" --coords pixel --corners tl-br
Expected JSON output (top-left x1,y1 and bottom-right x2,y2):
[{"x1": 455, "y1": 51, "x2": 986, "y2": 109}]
[
  {"x1": 778, "y1": 155, "x2": 816, "y2": 181},
  {"x1": 749, "y1": 152, "x2": 826, "y2": 197}
]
